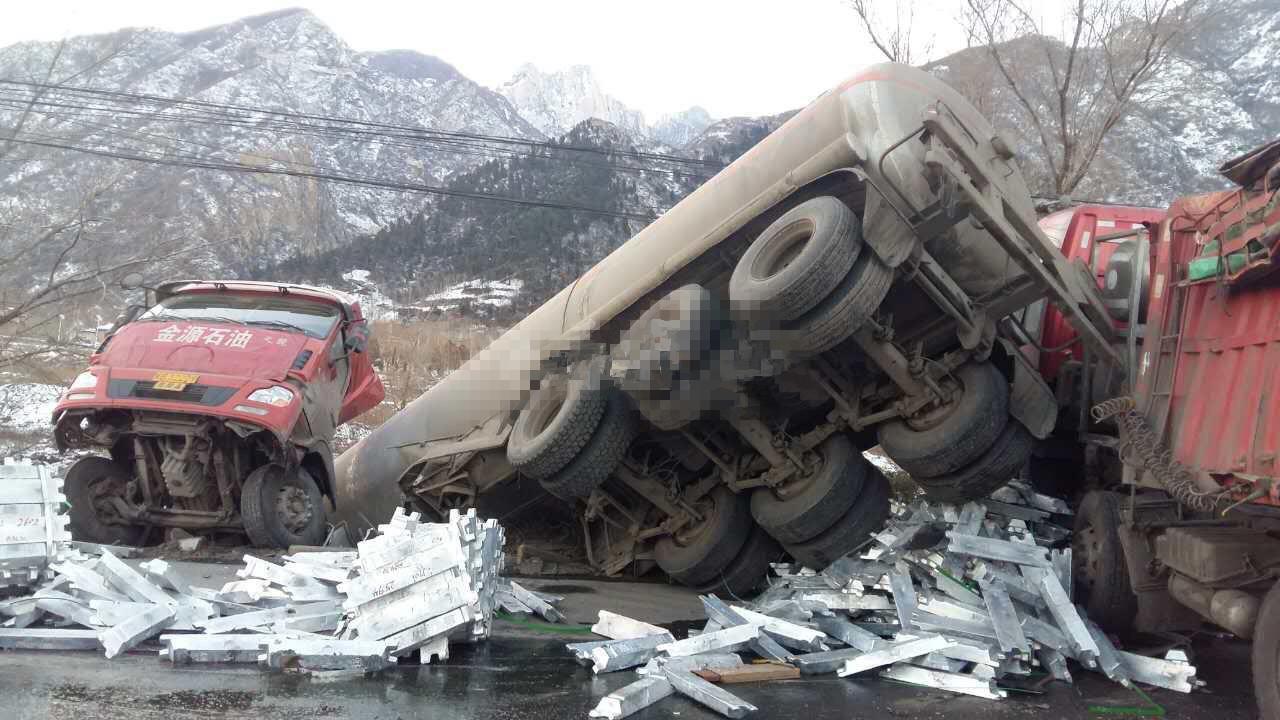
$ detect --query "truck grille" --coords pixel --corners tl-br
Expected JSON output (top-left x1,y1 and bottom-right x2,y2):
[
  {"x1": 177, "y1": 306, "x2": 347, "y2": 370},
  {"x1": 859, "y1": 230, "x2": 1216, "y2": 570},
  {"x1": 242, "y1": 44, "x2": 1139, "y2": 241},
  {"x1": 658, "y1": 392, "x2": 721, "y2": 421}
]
[
  {"x1": 106, "y1": 380, "x2": 236, "y2": 406},
  {"x1": 132, "y1": 381, "x2": 210, "y2": 403}
]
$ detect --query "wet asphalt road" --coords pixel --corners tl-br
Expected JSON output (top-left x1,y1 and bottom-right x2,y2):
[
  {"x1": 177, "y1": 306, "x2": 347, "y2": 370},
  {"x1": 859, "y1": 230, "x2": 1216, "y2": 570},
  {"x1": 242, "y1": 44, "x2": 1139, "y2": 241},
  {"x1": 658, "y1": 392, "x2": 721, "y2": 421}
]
[{"x1": 0, "y1": 571, "x2": 1262, "y2": 720}]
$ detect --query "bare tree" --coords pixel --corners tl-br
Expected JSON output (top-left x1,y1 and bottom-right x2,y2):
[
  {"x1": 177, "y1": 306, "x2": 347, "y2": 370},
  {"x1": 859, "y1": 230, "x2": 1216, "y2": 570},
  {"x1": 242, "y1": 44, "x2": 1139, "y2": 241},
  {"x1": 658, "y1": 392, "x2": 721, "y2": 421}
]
[
  {"x1": 0, "y1": 32, "x2": 184, "y2": 373},
  {"x1": 849, "y1": 0, "x2": 936, "y2": 65},
  {"x1": 0, "y1": 180, "x2": 188, "y2": 371},
  {"x1": 962, "y1": 0, "x2": 1204, "y2": 196}
]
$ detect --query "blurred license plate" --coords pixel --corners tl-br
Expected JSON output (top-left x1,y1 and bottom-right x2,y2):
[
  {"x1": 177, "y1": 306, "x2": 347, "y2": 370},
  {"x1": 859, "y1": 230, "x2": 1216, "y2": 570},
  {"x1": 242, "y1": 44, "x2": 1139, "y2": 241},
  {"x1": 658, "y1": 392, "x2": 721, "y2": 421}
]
[{"x1": 152, "y1": 371, "x2": 199, "y2": 391}]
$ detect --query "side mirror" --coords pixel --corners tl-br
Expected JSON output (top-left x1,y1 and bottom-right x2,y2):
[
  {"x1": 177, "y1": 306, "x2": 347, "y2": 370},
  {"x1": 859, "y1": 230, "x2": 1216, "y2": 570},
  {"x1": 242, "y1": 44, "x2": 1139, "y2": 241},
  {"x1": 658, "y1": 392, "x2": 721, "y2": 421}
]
[
  {"x1": 344, "y1": 321, "x2": 369, "y2": 354},
  {"x1": 108, "y1": 304, "x2": 146, "y2": 334},
  {"x1": 120, "y1": 272, "x2": 145, "y2": 291}
]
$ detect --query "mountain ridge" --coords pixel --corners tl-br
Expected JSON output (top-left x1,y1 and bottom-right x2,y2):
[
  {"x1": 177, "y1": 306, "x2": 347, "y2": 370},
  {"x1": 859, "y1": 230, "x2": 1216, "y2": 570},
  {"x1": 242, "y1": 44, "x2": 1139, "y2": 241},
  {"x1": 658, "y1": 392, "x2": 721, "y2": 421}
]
[{"x1": 0, "y1": 3, "x2": 1275, "y2": 316}]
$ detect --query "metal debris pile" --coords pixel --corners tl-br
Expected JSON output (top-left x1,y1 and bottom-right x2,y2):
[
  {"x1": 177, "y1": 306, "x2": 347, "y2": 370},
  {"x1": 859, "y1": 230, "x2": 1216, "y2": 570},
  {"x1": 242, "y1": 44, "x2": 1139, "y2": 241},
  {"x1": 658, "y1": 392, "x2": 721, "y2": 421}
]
[
  {"x1": 1, "y1": 488, "x2": 510, "y2": 675},
  {"x1": 573, "y1": 480, "x2": 1201, "y2": 719},
  {"x1": 0, "y1": 461, "x2": 72, "y2": 591}
]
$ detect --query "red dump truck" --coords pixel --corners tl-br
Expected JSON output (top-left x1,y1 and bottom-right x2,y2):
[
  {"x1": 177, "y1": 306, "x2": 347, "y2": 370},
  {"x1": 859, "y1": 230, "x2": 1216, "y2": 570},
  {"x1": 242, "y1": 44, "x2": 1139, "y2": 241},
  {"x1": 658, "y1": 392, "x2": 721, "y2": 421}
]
[
  {"x1": 52, "y1": 280, "x2": 385, "y2": 548},
  {"x1": 1022, "y1": 140, "x2": 1280, "y2": 717}
]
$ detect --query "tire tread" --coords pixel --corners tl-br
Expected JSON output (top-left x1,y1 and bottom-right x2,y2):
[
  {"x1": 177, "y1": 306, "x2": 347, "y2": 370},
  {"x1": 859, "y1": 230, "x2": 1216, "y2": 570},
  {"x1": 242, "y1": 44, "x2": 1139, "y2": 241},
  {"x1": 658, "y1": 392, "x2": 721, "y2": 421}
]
[
  {"x1": 730, "y1": 197, "x2": 861, "y2": 322},
  {"x1": 539, "y1": 390, "x2": 634, "y2": 500}
]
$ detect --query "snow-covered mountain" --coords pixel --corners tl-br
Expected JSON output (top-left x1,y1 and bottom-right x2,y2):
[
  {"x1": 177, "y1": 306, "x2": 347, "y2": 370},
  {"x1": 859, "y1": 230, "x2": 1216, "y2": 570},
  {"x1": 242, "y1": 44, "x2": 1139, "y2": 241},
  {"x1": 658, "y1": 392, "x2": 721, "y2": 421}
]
[
  {"x1": 0, "y1": 8, "x2": 543, "y2": 276},
  {"x1": 496, "y1": 64, "x2": 716, "y2": 145},
  {"x1": 498, "y1": 63, "x2": 649, "y2": 139},
  {"x1": 652, "y1": 106, "x2": 716, "y2": 147},
  {"x1": 928, "y1": 0, "x2": 1279, "y2": 204},
  {"x1": 0, "y1": 1, "x2": 1275, "y2": 317}
]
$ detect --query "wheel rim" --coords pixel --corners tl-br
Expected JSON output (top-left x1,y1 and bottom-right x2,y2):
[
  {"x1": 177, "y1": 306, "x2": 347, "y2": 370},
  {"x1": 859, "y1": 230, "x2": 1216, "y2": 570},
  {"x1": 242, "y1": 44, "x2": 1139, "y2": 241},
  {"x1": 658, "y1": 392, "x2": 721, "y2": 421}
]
[
  {"x1": 775, "y1": 448, "x2": 825, "y2": 500},
  {"x1": 751, "y1": 220, "x2": 813, "y2": 280},
  {"x1": 674, "y1": 494, "x2": 719, "y2": 547},
  {"x1": 525, "y1": 384, "x2": 567, "y2": 439},
  {"x1": 86, "y1": 473, "x2": 131, "y2": 526},
  {"x1": 905, "y1": 375, "x2": 965, "y2": 431},
  {"x1": 276, "y1": 483, "x2": 314, "y2": 534}
]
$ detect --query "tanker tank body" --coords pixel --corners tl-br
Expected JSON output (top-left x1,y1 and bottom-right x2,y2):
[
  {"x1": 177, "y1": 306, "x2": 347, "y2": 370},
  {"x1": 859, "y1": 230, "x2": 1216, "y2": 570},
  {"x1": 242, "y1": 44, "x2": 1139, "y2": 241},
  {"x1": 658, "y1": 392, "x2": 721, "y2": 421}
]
[{"x1": 330, "y1": 63, "x2": 1112, "y2": 572}]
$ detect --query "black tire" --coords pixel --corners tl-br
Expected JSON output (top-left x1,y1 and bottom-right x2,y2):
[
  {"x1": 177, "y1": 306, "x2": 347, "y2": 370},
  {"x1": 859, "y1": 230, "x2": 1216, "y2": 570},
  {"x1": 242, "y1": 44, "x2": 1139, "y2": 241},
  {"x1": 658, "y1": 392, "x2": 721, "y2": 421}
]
[
  {"x1": 783, "y1": 251, "x2": 894, "y2": 356},
  {"x1": 913, "y1": 421, "x2": 1033, "y2": 504},
  {"x1": 730, "y1": 197, "x2": 861, "y2": 323},
  {"x1": 507, "y1": 357, "x2": 609, "y2": 480},
  {"x1": 697, "y1": 523, "x2": 784, "y2": 600},
  {"x1": 538, "y1": 389, "x2": 634, "y2": 501},
  {"x1": 64, "y1": 456, "x2": 145, "y2": 546},
  {"x1": 1253, "y1": 583, "x2": 1280, "y2": 719},
  {"x1": 751, "y1": 434, "x2": 864, "y2": 544},
  {"x1": 878, "y1": 362, "x2": 1010, "y2": 478},
  {"x1": 1072, "y1": 490, "x2": 1137, "y2": 633},
  {"x1": 655, "y1": 486, "x2": 752, "y2": 586},
  {"x1": 785, "y1": 462, "x2": 891, "y2": 571},
  {"x1": 241, "y1": 464, "x2": 327, "y2": 548}
]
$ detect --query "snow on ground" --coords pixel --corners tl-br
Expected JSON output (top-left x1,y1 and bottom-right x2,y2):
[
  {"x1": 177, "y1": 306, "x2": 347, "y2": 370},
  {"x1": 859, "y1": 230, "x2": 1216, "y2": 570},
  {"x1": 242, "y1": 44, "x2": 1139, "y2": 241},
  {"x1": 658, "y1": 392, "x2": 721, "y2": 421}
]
[
  {"x1": 0, "y1": 383, "x2": 62, "y2": 433},
  {"x1": 334, "y1": 419, "x2": 375, "y2": 453},
  {"x1": 337, "y1": 268, "x2": 401, "y2": 321},
  {"x1": 0, "y1": 383, "x2": 65, "y2": 464},
  {"x1": 323, "y1": 269, "x2": 525, "y2": 322},
  {"x1": 407, "y1": 279, "x2": 524, "y2": 314}
]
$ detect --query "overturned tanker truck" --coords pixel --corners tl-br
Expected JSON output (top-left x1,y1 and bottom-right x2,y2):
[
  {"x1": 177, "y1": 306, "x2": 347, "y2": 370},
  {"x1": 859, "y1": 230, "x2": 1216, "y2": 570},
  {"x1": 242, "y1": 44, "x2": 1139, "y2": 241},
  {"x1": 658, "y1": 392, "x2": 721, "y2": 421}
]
[{"x1": 332, "y1": 62, "x2": 1125, "y2": 594}]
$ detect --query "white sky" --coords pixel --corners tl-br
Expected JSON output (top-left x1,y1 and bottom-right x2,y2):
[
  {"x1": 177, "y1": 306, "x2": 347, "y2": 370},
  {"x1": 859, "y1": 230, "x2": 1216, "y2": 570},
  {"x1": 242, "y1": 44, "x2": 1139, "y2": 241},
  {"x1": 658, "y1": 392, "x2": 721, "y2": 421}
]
[{"x1": 0, "y1": 0, "x2": 997, "y2": 119}]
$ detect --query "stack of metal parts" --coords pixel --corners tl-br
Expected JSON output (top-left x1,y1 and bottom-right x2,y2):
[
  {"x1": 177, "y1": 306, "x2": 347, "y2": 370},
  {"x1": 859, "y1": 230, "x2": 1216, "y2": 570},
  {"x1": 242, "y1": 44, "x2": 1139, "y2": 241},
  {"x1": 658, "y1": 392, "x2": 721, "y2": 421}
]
[
  {"x1": 0, "y1": 505, "x2": 507, "y2": 675},
  {"x1": 335, "y1": 507, "x2": 503, "y2": 662},
  {"x1": 0, "y1": 461, "x2": 71, "y2": 591},
  {"x1": 572, "y1": 481, "x2": 1203, "y2": 719}
]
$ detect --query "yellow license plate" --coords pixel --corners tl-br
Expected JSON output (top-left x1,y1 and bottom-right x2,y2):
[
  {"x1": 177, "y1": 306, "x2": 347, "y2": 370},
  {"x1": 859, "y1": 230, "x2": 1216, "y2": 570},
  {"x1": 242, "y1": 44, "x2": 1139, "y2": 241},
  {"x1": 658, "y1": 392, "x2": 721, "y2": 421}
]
[{"x1": 152, "y1": 371, "x2": 199, "y2": 391}]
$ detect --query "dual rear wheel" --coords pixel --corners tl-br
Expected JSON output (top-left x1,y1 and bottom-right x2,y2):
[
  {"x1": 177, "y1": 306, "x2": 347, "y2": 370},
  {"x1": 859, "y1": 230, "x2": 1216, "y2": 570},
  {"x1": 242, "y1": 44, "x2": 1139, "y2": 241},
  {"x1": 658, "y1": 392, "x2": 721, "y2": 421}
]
[
  {"x1": 878, "y1": 362, "x2": 1034, "y2": 504},
  {"x1": 505, "y1": 356, "x2": 634, "y2": 501},
  {"x1": 748, "y1": 434, "x2": 892, "y2": 571},
  {"x1": 729, "y1": 195, "x2": 892, "y2": 357}
]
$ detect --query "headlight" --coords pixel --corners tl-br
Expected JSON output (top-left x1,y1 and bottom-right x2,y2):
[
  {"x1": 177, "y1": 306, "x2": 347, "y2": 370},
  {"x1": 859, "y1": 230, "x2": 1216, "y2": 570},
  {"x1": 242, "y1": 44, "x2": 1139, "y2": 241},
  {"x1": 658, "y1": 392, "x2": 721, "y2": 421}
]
[
  {"x1": 69, "y1": 371, "x2": 98, "y2": 391},
  {"x1": 247, "y1": 385, "x2": 294, "y2": 407}
]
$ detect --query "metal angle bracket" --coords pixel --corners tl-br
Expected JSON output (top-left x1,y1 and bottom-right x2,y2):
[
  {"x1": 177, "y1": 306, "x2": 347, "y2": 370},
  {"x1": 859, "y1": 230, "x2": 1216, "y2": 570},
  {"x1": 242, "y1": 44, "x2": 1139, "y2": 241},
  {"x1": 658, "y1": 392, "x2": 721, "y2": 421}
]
[{"x1": 880, "y1": 664, "x2": 1008, "y2": 699}]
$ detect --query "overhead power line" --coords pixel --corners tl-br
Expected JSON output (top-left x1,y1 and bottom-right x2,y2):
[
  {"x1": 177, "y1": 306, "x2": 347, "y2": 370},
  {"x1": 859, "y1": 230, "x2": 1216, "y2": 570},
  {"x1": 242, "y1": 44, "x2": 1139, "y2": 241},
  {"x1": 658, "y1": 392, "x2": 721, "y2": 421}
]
[
  {"x1": 0, "y1": 76, "x2": 744, "y2": 221},
  {"x1": 0, "y1": 94, "x2": 713, "y2": 183},
  {"x1": 0, "y1": 77, "x2": 738, "y2": 221},
  {"x1": 0, "y1": 79, "x2": 727, "y2": 170},
  {"x1": 6, "y1": 133, "x2": 662, "y2": 222},
  {"x1": 0, "y1": 92, "x2": 716, "y2": 181}
]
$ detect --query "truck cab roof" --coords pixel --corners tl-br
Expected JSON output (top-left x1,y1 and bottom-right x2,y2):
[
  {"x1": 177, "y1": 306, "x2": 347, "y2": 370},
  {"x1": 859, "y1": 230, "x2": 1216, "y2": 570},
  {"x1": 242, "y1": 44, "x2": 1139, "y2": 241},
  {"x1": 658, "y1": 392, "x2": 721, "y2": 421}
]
[{"x1": 155, "y1": 281, "x2": 362, "y2": 319}]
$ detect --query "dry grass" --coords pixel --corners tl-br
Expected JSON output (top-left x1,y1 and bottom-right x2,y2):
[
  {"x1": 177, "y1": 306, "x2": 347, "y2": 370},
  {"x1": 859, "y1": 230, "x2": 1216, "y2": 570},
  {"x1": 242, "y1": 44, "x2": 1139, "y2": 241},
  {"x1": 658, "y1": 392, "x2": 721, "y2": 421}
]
[{"x1": 362, "y1": 319, "x2": 505, "y2": 427}]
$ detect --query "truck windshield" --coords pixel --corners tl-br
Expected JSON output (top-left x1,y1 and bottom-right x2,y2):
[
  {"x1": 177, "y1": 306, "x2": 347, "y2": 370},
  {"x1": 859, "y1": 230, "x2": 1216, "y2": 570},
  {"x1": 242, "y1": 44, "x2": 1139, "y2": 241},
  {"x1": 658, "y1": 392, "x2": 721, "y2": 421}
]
[{"x1": 137, "y1": 293, "x2": 341, "y2": 339}]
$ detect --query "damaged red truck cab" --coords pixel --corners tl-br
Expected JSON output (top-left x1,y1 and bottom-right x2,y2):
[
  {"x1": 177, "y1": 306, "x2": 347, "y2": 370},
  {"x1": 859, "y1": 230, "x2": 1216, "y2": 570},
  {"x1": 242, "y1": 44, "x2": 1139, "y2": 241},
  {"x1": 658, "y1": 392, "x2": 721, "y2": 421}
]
[{"x1": 53, "y1": 281, "x2": 384, "y2": 548}]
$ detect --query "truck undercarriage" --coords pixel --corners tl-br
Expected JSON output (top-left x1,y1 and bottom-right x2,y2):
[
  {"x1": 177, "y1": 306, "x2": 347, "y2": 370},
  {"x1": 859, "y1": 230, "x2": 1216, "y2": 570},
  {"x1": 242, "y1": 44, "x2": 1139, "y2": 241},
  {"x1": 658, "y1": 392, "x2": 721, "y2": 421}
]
[
  {"x1": 55, "y1": 409, "x2": 310, "y2": 540},
  {"x1": 377, "y1": 97, "x2": 1123, "y2": 593}
]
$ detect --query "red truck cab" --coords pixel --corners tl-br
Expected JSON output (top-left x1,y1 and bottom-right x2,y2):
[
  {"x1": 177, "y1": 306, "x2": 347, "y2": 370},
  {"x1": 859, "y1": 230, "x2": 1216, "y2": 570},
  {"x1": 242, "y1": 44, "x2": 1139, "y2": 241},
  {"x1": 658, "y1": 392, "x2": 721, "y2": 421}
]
[
  {"x1": 1027, "y1": 204, "x2": 1167, "y2": 383},
  {"x1": 53, "y1": 281, "x2": 384, "y2": 548}
]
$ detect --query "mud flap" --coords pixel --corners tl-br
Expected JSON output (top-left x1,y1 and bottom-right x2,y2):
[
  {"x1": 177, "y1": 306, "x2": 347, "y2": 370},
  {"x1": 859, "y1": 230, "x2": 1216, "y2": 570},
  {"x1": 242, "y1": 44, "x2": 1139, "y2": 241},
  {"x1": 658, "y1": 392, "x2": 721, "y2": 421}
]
[{"x1": 1001, "y1": 339, "x2": 1057, "y2": 440}]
